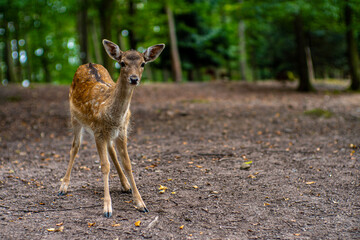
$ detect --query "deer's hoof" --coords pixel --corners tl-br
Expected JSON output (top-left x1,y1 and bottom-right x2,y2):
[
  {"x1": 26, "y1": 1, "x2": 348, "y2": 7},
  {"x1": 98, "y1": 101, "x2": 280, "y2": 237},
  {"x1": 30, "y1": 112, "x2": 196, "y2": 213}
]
[
  {"x1": 57, "y1": 191, "x2": 67, "y2": 196},
  {"x1": 138, "y1": 207, "x2": 149, "y2": 213},
  {"x1": 103, "y1": 211, "x2": 112, "y2": 218},
  {"x1": 122, "y1": 188, "x2": 132, "y2": 194}
]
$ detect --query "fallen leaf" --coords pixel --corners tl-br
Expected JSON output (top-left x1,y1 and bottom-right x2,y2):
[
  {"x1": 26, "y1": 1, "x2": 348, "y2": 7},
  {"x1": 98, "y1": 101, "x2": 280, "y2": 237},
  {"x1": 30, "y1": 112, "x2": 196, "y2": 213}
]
[
  {"x1": 88, "y1": 222, "x2": 96, "y2": 228},
  {"x1": 47, "y1": 226, "x2": 63, "y2": 232},
  {"x1": 196, "y1": 165, "x2": 203, "y2": 168},
  {"x1": 248, "y1": 174, "x2": 256, "y2": 179},
  {"x1": 264, "y1": 202, "x2": 270, "y2": 206},
  {"x1": 305, "y1": 181, "x2": 316, "y2": 185},
  {"x1": 171, "y1": 192, "x2": 176, "y2": 194},
  {"x1": 193, "y1": 185, "x2": 198, "y2": 189},
  {"x1": 294, "y1": 233, "x2": 300, "y2": 236},
  {"x1": 159, "y1": 189, "x2": 166, "y2": 194},
  {"x1": 159, "y1": 185, "x2": 168, "y2": 190},
  {"x1": 179, "y1": 225, "x2": 184, "y2": 229},
  {"x1": 57, "y1": 226, "x2": 64, "y2": 232},
  {"x1": 112, "y1": 223, "x2": 121, "y2": 227},
  {"x1": 56, "y1": 222, "x2": 63, "y2": 226},
  {"x1": 134, "y1": 220, "x2": 141, "y2": 227}
]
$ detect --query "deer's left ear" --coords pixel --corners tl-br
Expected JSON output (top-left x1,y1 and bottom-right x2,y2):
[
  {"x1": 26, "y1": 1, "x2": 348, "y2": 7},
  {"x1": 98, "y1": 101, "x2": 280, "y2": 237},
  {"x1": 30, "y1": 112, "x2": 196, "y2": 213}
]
[
  {"x1": 102, "y1": 39, "x2": 122, "y2": 61},
  {"x1": 143, "y1": 44, "x2": 165, "y2": 63}
]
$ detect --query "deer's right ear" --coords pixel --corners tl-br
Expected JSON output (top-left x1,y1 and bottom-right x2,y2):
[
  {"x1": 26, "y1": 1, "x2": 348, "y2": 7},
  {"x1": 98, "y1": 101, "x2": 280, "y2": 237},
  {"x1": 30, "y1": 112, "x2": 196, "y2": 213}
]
[{"x1": 102, "y1": 39, "x2": 122, "y2": 61}]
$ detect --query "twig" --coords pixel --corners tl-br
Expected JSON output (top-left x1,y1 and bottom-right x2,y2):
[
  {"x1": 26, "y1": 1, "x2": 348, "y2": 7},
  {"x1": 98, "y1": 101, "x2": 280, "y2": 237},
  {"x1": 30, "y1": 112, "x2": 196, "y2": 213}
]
[{"x1": 146, "y1": 216, "x2": 159, "y2": 229}]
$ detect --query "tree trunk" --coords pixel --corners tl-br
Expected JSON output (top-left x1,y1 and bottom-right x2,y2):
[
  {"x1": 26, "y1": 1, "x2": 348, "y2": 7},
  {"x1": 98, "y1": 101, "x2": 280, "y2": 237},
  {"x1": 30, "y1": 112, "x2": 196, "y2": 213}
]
[
  {"x1": 78, "y1": 0, "x2": 88, "y2": 64},
  {"x1": 99, "y1": 0, "x2": 114, "y2": 74},
  {"x1": 345, "y1": 0, "x2": 360, "y2": 90},
  {"x1": 165, "y1": 3, "x2": 182, "y2": 83},
  {"x1": 238, "y1": 0, "x2": 247, "y2": 81},
  {"x1": 305, "y1": 46, "x2": 315, "y2": 81},
  {"x1": 24, "y1": 34, "x2": 32, "y2": 82},
  {"x1": 4, "y1": 19, "x2": 16, "y2": 82},
  {"x1": 128, "y1": 0, "x2": 137, "y2": 50},
  {"x1": 294, "y1": 14, "x2": 313, "y2": 92},
  {"x1": 41, "y1": 53, "x2": 51, "y2": 83}
]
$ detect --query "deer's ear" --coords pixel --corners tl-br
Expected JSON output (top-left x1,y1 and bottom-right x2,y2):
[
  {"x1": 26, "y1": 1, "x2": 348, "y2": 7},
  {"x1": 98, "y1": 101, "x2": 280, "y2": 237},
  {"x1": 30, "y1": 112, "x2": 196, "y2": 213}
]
[
  {"x1": 102, "y1": 39, "x2": 122, "y2": 61},
  {"x1": 144, "y1": 44, "x2": 165, "y2": 63}
]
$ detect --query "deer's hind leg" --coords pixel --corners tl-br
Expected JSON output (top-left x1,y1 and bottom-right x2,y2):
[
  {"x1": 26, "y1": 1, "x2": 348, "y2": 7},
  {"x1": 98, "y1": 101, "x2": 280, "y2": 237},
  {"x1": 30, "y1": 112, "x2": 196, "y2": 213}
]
[
  {"x1": 58, "y1": 119, "x2": 83, "y2": 196},
  {"x1": 115, "y1": 137, "x2": 148, "y2": 212},
  {"x1": 108, "y1": 143, "x2": 131, "y2": 193}
]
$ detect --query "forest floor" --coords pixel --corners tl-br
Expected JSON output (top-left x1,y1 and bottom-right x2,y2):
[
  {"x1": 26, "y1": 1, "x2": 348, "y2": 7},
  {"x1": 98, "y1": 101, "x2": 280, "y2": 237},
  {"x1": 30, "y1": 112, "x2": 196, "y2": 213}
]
[{"x1": 0, "y1": 81, "x2": 359, "y2": 240}]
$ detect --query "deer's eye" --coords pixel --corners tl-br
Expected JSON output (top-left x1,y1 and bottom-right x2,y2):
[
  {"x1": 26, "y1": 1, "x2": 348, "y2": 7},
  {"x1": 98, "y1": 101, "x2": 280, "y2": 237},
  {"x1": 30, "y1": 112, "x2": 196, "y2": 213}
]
[
  {"x1": 120, "y1": 62, "x2": 125, "y2": 67},
  {"x1": 141, "y1": 62, "x2": 145, "y2": 68}
]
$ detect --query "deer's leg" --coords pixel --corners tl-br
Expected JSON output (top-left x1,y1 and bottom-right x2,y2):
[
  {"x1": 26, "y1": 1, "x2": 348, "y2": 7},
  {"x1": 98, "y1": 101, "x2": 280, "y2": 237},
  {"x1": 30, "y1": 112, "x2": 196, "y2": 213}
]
[
  {"x1": 95, "y1": 138, "x2": 112, "y2": 218},
  {"x1": 115, "y1": 137, "x2": 148, "y2": 212},
  {"x1": 58, "y1": 122, "x2": 82, "y2": 196},
  {"x1": 108, "y1": 142, "x2": 131, "y2": 192}
]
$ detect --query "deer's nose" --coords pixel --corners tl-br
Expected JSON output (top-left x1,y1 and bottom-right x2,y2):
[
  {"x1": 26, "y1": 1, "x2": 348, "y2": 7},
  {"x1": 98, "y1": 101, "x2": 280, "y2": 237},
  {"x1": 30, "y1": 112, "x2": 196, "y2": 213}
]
[{"x1": 129, "y1": 75, "x2": 139, "y2": 85}]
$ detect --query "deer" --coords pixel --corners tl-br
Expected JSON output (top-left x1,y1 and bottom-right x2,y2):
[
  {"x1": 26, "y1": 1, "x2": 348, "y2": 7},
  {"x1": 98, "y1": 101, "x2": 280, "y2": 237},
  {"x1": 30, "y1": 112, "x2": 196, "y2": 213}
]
[{"x1": 58, "y1": 39, "x2": 165, "y2": 217}]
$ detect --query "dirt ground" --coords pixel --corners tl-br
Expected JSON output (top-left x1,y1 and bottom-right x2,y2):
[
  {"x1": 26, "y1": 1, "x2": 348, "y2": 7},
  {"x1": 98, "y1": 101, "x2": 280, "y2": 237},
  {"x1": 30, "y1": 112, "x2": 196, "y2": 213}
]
[{"x1": 0, "y1": 81, "x2": 359, "y2": 240}]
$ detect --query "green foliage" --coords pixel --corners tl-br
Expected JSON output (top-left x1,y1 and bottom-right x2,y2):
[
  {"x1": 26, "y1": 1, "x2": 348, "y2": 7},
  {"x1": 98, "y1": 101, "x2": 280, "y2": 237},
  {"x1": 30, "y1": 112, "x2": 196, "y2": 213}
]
[{"x1": 0, "y1": 0, "x2": 358, "y2": 84}]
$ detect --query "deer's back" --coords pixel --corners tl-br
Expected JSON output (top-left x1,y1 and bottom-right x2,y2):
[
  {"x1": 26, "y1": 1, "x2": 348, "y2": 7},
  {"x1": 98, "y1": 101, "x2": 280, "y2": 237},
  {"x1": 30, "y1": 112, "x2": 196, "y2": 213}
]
[{"x1": 70, "y1": 63, "x2": 115, "y2": 125}]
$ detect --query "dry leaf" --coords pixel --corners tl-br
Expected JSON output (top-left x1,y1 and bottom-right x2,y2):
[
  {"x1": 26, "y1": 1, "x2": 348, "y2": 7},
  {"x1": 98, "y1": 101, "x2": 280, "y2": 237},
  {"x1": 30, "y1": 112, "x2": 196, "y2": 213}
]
[
  {"x1": 56, "y1": 222, "x2": 63, "y2": 226},
  {"x1": 57, "y1": 226, "x2": 64, "y2": 232},
  {"x1": 88, "y1": 222, "x2": 96, "y2": 228},
  {"x1": 159, "y1": 185, "x2": 167, "y2": 190},
  {"x1": 193, "y1": 185, "x2": 198, "y2": 189},
  {"x1": 294, "y1": 233, "x2": 300, "y2": 236},
  {"x1": 159, "y1": 189, "x2": 166, "y2": 194},
  {"x1": 305, "y1": 181, "x2": 316, "y2": 185},
  {"x1": 264, "y1": 202, "x2": 270, "y2": 206},
  {"x1": 47, "y1": 228, "x2": 56, "y2": 232},
  {"x1": 171, "y1": 192, "x2": 176, "y2": 194},
  {"x1": 112, "y1": 223, "x2": 121, "y2": 227},
  {"x1": 134, "y1": 220, "x2": 141, "y2": 227},
  {"x1": 179, "y1": 225, "x2": 184, "y2": 229}
]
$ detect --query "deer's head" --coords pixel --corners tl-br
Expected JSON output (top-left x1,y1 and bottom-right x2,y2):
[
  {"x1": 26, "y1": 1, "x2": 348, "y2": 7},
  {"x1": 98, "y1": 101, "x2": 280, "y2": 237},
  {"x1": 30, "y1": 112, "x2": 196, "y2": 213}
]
[{"x1": 102, "y1": 39, "x2": 165, "y2": 86}]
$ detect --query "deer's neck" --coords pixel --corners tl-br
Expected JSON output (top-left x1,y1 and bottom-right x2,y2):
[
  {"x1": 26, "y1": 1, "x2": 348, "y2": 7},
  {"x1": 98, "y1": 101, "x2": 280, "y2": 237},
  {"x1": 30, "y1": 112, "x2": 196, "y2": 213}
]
[{"x1": 108, "y1": 75, "x2": 134, "y2": 125}]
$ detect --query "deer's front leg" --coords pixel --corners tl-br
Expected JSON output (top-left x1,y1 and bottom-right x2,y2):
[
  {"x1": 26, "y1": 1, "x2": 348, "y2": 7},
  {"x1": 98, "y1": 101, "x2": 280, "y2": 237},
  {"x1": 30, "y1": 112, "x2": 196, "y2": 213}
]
[
  {"x1": 116, "y1": 137, "x2": 148, "y2": 212},
  {"x1": 95, "y1": 138, "x2": 112, "y2": 218}
]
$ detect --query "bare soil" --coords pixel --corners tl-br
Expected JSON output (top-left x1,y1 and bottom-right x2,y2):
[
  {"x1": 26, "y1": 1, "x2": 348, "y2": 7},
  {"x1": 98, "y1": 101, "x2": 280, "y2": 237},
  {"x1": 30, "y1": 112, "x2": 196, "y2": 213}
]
[{"x1": 0, "y1": 81, "x2": 359, "y2": 240}]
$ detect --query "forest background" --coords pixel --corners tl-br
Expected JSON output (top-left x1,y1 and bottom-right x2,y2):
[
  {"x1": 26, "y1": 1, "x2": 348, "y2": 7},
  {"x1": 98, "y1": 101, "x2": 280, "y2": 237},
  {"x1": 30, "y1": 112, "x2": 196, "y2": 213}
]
[{"x1": 1, "y1": 0, "x2": 360, "y2": 92}]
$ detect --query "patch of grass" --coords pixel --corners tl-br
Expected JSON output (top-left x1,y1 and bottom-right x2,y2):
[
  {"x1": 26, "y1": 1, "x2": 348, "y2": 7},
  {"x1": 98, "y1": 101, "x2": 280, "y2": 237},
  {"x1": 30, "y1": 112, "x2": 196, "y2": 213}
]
[
  {"x1": 304, "y1": 108, "x2": 333, "y2": 118},
  {"x1": 182, "y1": 99, "x2": 210, "y2": 104},
  {"x1": 7, "y1": 96, "x2": 22, "y2": 102}
]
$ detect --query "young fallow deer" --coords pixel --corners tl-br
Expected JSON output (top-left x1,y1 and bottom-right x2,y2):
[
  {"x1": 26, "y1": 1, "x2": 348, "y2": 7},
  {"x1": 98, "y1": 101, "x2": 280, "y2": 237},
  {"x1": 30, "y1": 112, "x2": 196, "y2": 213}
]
[{"x1": 58, "y1": 39, "x2": 165, "y2": 217}]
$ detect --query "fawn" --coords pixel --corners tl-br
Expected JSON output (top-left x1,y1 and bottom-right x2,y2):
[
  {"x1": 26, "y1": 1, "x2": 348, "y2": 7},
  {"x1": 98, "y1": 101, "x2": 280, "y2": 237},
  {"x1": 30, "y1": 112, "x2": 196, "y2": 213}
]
[{"x1": 58, "y1": 39, "x2": 165, "y2": 217}]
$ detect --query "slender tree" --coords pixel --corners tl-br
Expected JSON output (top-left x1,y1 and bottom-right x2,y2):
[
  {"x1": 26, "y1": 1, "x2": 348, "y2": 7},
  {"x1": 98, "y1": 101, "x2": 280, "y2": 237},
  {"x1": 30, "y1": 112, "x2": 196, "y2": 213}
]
[
  {"x1": 238, "y1": 0, "x2": 247, "y2": 81},
  {"x1": 294, "y1": 13, "x2": 313, "y2": 92},
  {"x1": 78, "y1": 0, "x2": 88, "y2": 64},
  {"x1": 344, "y1": 0, "x2": 360, "y2": 90},
  {"x1": 165, "y1": 2, "x2": 182, "y2": 82},
  {"x1": 98, "y1": 0, "x2": 115, "y2": 74},
  {"x1": 128, "y1": 0, "x2": 137, "y2": 50}
]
